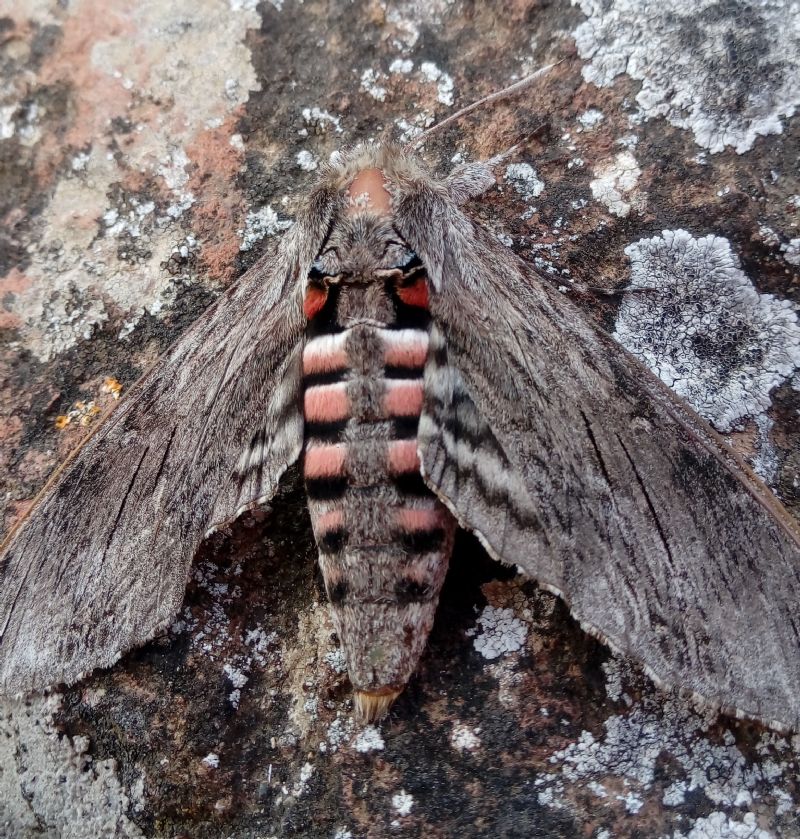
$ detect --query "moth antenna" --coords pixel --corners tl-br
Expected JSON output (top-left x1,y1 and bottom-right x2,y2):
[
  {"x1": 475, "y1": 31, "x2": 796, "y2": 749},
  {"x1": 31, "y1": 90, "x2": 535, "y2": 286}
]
[
  {"x1": 406, "y1": 61, "x2": 561, "y2": 151},
  {"x1": 485, "y1": 144, "x2": 521, "y2": 167},
  {"x1": 576, "y1": 283, "x2": 662, "y2": 298}
]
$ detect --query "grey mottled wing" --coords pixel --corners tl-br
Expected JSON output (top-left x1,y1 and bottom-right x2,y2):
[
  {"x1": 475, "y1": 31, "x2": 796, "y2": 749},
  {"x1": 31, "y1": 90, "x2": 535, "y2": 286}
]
[
  {"x1": 396, "y1": 184, "x2": 800, "y2": 731},
  {"x1": 0, "y1": 187, "x2": 337, "y2": 695}
]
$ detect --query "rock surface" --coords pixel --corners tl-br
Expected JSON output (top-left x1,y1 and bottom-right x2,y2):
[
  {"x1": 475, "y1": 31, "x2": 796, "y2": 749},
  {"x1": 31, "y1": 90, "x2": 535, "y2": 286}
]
[{"x1": 1, "y1": 1, "x2": 799, "y2": 837}]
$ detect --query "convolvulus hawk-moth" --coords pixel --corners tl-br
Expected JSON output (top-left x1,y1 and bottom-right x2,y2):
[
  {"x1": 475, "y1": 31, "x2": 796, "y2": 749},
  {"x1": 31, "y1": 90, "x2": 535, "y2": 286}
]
[{"x1": 1, "y1": 97, "x2": 799, "y2": 729}]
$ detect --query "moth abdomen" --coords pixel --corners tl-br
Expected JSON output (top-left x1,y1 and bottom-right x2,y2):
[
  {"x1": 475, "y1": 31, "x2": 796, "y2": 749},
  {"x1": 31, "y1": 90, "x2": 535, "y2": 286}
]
[{"x1": 301, "y1": 220, "x2": 455, "y2": 719}]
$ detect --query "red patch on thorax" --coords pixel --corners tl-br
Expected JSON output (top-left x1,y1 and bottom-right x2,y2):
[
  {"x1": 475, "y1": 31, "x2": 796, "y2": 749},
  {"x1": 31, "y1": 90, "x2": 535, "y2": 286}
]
[
  {"x1": 396, "y1": 277, "x2": 429, "y2": 308},
  {"x1": 304, "y1": 285, "x2": 328, "y2": 319}
]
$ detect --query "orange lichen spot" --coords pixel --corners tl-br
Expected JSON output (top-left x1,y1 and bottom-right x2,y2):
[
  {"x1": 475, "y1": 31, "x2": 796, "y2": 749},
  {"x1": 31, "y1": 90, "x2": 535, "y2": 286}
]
[
  {"x1": 347, "y1": 168, "x2": 392, "y2": 215},
  {"x1": 396, "y1": 276, "x2": 429, "y2": 309},
  {"x1": 58, "y1": 398, "x2": 104, "y2": 430},
  {"x1": 304, "y1": 284, "x2": 328, "y2": 319},
  {"x1": 79, "y1": 404, "x2": 102, "y2": 427},
  {"x1": 102, "y1": 376, "x2": 123, "y2": 399}
]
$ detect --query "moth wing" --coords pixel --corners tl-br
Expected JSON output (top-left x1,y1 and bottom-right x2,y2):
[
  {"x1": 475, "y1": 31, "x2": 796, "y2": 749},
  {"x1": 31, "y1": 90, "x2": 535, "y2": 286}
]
[
  {"x1": 0, "y1": 188, "x2": 336, "y2": 695},
  {"x1": 396, "y1": 185, "x2": 800, "y2": 730}
]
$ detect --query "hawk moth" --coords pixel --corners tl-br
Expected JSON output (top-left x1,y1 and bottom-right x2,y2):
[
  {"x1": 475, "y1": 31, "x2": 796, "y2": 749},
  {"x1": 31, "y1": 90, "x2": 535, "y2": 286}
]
[{"x1": 1, "y1": 142, "x2": 799, "y2": 729}]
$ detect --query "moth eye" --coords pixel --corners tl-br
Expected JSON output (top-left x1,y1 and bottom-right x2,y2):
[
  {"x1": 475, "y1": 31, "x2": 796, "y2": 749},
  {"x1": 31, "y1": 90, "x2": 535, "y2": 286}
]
[
  {"x1": 312, "y1": 247, "x2": 341, "y2": 276},
  {"x1": 383, "y1": 242, "x2": 417, "y2": 268}
]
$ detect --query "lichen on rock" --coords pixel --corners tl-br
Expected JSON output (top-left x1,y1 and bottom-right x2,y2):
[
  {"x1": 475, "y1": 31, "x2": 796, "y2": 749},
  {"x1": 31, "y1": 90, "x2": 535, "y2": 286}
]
[
  {"x1": 614, "y1": 229, "x2": 800, "y2": 431},
  {"x1": 572, "y1": 0, "x2": 800, "y2": 153}
]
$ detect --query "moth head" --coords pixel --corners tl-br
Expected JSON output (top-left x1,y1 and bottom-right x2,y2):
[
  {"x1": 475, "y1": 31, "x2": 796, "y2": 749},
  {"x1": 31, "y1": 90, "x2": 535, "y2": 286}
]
[
  {"x1": 314, "y1": 214, "x2": 415, "y2": 277},
  {"x1": 304, "y1": 208, "x2": 418, "y2": 319}
]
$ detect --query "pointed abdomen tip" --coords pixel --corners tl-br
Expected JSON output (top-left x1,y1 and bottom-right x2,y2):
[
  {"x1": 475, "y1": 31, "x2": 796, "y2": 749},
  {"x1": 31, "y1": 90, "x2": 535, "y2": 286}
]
[{"x1": 354, "y1": 688, "x2": 403, "y2": 723}]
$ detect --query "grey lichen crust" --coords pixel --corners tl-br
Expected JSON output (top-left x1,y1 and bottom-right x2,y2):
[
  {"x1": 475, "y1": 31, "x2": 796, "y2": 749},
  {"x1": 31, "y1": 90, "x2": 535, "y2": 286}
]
[
  {"x1": 0, "y1": 695, "x2": 143, "y2": 838},
  {"x1": 613, "y1": 230, "x2": 800, "y2": 432},
  {"x1": 572, "y1": 0, "x2": 800, "y2": 153}
]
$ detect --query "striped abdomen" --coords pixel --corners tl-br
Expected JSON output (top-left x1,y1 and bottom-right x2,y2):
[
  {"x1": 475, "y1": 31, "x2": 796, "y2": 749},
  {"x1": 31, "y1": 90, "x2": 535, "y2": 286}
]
[{"x1": 302, "y1": 288, "x2": 456, "y2": 712}]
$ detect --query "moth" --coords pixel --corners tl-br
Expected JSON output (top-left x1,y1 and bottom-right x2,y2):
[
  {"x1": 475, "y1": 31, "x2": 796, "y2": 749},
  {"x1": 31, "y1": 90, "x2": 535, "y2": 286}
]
[{"x1": 1, "y1": 127, "x2": 799, "y2": 729}]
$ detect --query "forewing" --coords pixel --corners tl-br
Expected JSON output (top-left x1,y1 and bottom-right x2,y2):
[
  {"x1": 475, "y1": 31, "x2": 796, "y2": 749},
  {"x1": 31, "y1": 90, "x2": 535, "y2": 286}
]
[
  {"x1": 0, "y1": 186, "x2": 337, "y2": 695},
  {"x1": 397, "y1": 184, "x2": 800, "y2": 730}
]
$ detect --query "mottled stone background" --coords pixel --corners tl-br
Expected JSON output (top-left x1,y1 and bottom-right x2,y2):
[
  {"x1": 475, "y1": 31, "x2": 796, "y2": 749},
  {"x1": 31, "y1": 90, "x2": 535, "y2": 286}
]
[{"x1": 1, "y1": 1, "x2": 800, "y2": 837}]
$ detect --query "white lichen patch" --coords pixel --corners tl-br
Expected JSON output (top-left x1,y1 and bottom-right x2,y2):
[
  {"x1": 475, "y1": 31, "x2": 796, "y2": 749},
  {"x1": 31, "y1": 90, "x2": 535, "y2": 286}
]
[
  {"x1": 614, "y1": 230, "x2": 800, "y2": 431},
  {"x1": 158, "y1": 146, "x2": 196, "y2": 221},
  {"x1": 577, "y1": 108, "x2": 605, "y2": 129},
  {"x1": 539, "y1": 655, "x2": 800, "y2": 833},
  {"x1": 2, "y1": 100, "x2": 40, "y2": 146},
  {"x1": 392, "y1": 789, "x2": 414, "y2": 816},
  {"x1": 395, "y1": 113, "x2": 434, "y2": 144},
  {"x1": 201, "y1": 752, "x2": 220, "y2": 769},
  {"x1": 451, "y1": 723, "x2": 481, "y2": 751},
  {"x1": 324, "y1": 648, "x2": 347, "y2": 674},
  {"x1": 326, "y1": 713, "x2": 356, "y2": 752},
  {"x1": 244, "y1": 626, "x2": 279, "y2": 666},
  {"x1": 222, "y1": 662, "x2": 249, "y2": 689},
  {"x1": 351, "y1": 725, "x2": 385, "y2": 753},
  {"x1": 504, "y1": 163, "x2": 545, "y2": 201},
  {"x1": 781, "y1": 238, "x2": 800, "y2": 266},
  {"x1": 360, "y1": 68, "x2": 387, "y2": 102},
  {"x1": 301, "y1": 106, "x2": 344, "y2": 135},
  {"x1": 589, "y1": 151, "x2": 642, "y2": 217},
  {"x1": 295, "y1": 149, "x2": 319, "y2": 171},
  {"x1": 0, "y1": 694, "x2": 142, "y2": 837},
  {"x1": 617, "y1": 790, "x2": 644, "y2": 814},
  {"x1": 290, "y1": 761, "x2": 315, "y2": 797},
  {"x1": 572, "y1": 0, "x2": 800, "y2": 154},
  {"x1": 360, "y1": 59, "x2": 453, "y2": 114},
  {"x1": 0, "y1": 103, "x2": 16, "y2": 140},
  {"x1": 672, "y1": 811, "x2": 775, "y2": 839},
  {"x1": 389, "y1": 58, "x2": 413, "y2": 74},
  {"x1": 385, "y1": 0, "x2": 454, "y2": 48},
  {"x1": 103, "y1": 196, "x2": 156, "y2": 238},
  {"x1": 418, "y1": 61, "x2": 454, "y2": 106},
  {"x1": 238, "y1": 205, "x2": 294, "y2": 251},
  {"x1": 471, "y1": 605, "x2": 528, "y2": 659}
]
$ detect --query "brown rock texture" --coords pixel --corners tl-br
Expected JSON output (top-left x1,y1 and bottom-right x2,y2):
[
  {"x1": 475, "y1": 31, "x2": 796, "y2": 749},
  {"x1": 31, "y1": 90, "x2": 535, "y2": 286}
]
[{"x1": 1, "y1": 1, "x2": 799, "y2": 837}]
